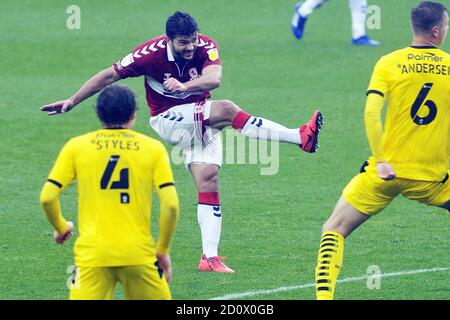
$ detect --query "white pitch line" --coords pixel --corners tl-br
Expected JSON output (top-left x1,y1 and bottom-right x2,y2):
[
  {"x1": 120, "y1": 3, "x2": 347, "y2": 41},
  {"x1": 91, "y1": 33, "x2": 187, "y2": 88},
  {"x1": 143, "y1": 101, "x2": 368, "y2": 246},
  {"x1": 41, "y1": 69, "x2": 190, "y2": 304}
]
[{"x1": 209, "y1": 267, "x2": 450, "y2": 300}]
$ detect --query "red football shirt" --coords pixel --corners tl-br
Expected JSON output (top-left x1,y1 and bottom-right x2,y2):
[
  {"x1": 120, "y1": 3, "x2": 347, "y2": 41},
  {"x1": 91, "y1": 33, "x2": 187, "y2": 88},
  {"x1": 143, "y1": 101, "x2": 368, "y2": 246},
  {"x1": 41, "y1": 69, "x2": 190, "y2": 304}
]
[{"x1": 113, "y1": 34, "x2": 221, "y2": 116}]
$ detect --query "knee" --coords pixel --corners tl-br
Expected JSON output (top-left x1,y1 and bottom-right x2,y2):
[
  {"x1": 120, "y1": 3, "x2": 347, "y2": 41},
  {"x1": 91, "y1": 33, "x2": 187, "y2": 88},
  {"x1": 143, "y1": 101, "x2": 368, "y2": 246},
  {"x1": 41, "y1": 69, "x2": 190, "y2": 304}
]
[
  {"x1": 321, "y1": 218, "x2": 347, "y2": 237},
  {"x1": 216, "y1": 100, "x2": 240, "y2": 120},
  {"x1": 321, "y1": 220, "x2": 336, "y2": 234}
]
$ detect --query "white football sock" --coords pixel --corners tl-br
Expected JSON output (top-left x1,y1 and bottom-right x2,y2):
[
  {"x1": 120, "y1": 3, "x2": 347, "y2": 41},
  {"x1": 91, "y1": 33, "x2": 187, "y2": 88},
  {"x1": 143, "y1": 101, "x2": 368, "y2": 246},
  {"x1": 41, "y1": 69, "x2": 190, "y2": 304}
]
[
  {"x1": 198, "y1": 204, "x2": 222, "y2": 258},
  {"x1": 298, "y1": 0, "x2": 326, "y2": 17},
  {"x1": 349, "y1": 0, "x2": 367, "y2": 39},
  {"x1": 240, "y1": 116, "x2": 301, "y2": 145}
]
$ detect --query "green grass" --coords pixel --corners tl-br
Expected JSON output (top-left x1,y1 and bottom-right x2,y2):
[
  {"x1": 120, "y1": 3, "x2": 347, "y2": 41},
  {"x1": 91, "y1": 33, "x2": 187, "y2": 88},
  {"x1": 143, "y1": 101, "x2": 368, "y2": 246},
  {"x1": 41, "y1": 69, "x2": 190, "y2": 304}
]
[{"x1": 0, "y1": 0, "x2": 449, "y2": 300}]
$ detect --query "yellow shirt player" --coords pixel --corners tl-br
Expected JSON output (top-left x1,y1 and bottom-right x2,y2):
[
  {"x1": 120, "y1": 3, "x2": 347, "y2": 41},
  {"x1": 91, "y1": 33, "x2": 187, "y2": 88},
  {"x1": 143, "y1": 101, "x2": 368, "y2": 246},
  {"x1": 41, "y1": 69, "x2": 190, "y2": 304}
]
[
  {"x1": 313, "y1": 1, "x2": 449, "y2": 300},
  {"x1": 39, "y1": 85, "x2": 179, "y2": 300}
]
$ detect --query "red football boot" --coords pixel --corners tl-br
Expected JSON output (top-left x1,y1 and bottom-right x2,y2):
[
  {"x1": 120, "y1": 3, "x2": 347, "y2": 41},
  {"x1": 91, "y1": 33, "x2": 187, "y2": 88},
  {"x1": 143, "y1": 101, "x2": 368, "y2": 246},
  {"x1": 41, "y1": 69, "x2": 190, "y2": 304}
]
[
  {"x1": 198, "y1": 255, "x2": 235, "y2": 273},
  {"x1": 299, "y1": 110, "x2": 323, "y2": 153}
]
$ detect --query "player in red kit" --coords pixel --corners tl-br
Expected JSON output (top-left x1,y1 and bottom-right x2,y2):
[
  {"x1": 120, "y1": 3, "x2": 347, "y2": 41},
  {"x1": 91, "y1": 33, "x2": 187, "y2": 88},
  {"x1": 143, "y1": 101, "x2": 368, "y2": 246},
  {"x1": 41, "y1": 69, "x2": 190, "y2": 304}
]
[{"x1": 41, "y1": 12, "x2": 323, "y2": 273}]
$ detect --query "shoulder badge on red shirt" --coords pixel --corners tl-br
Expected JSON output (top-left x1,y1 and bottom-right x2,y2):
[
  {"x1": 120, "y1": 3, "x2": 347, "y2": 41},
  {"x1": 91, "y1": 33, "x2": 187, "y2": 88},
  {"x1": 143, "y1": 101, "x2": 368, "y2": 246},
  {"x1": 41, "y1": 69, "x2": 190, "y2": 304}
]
[{"x1": 207, "y1": 48, "x2": 219, "y2": 62}]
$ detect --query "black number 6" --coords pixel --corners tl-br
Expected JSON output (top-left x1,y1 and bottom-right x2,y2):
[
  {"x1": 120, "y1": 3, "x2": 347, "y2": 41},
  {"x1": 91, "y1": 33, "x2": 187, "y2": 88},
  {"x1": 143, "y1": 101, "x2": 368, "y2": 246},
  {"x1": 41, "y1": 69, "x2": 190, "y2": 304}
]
[{"x1": 410, "y1": 83, "x2": 437, "y2": 125}]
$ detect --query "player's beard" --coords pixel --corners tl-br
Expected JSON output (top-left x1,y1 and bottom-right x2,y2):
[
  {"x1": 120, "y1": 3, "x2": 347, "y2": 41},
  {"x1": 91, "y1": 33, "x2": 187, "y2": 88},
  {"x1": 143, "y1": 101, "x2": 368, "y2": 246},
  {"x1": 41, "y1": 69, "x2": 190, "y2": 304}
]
[
  {"x1": 173, "y1": 47, "x2": 196, "y2": 61},
  {"x1": 182, "y1": 49, "x2": 195, "y2": 60}
]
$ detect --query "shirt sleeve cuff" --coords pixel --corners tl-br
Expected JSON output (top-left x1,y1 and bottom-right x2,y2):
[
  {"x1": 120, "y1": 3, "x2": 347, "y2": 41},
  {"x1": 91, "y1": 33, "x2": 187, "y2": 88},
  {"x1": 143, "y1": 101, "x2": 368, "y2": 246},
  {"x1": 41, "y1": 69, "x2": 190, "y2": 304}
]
[
  {"x1": 55, "y1": 217, "x2": 69, "y2": 234},
  {"x1": 156, "y1": 244, "x2": 170, "y2": 255}
]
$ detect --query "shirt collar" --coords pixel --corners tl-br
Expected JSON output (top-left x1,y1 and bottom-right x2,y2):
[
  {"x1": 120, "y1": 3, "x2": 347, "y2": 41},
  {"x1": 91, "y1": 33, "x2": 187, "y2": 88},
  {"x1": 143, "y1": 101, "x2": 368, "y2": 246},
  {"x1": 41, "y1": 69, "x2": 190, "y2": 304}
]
[
  {"x1": 167, "y1": 42, "x2": 175, "y2": 62},
  {"x1": 410, "y1": 45, "x2": 438, "y2": 49}
]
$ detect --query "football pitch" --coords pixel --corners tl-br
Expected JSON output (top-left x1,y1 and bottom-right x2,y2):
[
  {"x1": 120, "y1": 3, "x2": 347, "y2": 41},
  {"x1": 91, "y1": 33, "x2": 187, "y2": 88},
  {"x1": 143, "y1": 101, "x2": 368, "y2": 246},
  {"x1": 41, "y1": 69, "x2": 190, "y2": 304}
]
[{"x1": 1, "y1": 0, "x2": 449, "y2": 300}]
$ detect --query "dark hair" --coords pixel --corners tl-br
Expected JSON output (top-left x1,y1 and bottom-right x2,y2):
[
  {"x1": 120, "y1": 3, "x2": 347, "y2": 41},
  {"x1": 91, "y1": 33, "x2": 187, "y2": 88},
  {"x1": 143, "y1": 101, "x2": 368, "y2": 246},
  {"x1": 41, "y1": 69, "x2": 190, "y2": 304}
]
[
  {"x1": 411, "y1": 1, "x2": 448, "y2": 34},
  {"x1": 96, "y1": 84, "x2": 136, "y2": 127},
  {"x1": 166, "y1": 11, "x2": 199, "y2": 39}
]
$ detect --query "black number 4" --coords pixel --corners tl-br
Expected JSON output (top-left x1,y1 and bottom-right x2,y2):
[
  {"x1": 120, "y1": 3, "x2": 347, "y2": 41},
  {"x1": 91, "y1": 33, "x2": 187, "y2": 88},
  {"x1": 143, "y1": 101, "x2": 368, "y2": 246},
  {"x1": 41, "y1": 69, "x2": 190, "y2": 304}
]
[
  {"x1": 410, "y1": 83, "x2": 437, "y2": 125},
  {"x1": 100, "y1": 155, "x2": 129, "y2": 190}
]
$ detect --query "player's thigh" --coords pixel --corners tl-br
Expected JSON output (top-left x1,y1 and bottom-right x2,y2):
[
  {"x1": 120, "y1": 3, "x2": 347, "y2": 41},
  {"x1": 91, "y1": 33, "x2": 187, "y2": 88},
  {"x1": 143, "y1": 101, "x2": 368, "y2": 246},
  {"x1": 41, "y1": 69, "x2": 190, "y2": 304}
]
[
  {"x1": 401, "y1": 172, "x2": 450, "y2": 209},
  {"x1": 69, "y1": 266, "x2": 116, "y2": 300},
  {"x1": 116, "y1": 264, "x2": 171, "y2": 300},
  {"x1": 427, "y1": 173, "x2": 449, "y2": 210},
  {"x1": 149, "y1": 101, "x2": 215, "y2": 146},
  {"x1": 342, "y1": 166, "x2": 400, "y2": 216},
  {"x1": 149, "y1": 103, "x2": 195, "y2": 146},
  {"x1": 183, "y1": 129, "x2": 223, "y2": 171},
  {"x1": 208, "y1": 99, "x2": 241, "y2": 128}
]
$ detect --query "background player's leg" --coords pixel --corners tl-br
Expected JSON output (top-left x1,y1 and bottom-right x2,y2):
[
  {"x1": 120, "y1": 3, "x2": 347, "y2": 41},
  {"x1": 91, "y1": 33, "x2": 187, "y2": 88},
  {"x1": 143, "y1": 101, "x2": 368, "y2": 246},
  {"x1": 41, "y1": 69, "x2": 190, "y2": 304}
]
[
  {"x1": 315, "y1": 196, "x2": 370, "y2": 300},
  {"x1": 291, "y1": 0, "x2": 327, "y2": 39},
  {"x1": 349, "y1": 0, "x2": 380, "y2": 45},
  {"x1": 298, "y1": 0, "x2": 326, "y2": 17},
  {"x1": 349, "y1": 0, "x2": 367, "y2": 39},
  {"x1": 190, "y1": 163, "x2": 234, "y2": 273},
  {"x1": 208, "y1": 100, "x2": 322, "y2": 153}
]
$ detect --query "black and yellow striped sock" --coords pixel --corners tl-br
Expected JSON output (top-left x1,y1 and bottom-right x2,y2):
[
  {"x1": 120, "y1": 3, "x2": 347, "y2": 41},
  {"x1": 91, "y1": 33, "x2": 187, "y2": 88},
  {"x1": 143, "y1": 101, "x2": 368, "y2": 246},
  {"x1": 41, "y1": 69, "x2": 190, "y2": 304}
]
[{"x1": 315, "y1": 231, "x2": 345, "y2": 300}]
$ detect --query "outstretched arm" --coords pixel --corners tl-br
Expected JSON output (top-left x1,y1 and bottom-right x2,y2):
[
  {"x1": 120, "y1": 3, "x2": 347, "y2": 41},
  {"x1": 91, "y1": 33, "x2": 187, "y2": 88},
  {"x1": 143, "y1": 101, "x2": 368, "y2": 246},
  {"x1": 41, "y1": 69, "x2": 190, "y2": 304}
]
[{"x1": 40, "y1": 66, "x2": 120, "y2": 116}]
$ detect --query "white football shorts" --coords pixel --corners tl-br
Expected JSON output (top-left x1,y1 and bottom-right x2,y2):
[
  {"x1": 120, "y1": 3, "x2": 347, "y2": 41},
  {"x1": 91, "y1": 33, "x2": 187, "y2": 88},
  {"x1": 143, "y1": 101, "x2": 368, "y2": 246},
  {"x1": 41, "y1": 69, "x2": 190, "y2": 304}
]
[{"x1": 149, "y1": 101, "x2": 222, "y2": 169}]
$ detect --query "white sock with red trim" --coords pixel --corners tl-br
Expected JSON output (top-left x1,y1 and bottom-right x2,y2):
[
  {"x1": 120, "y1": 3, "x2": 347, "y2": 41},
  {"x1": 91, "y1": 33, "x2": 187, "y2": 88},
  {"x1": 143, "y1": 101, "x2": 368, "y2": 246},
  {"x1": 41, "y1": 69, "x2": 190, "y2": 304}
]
[
  {"x1": 232, "y1": 111, "x2": 301, "y2": 145},
  {"x1": 198, "y1": 192, "x2": 222, "y2": 258}
]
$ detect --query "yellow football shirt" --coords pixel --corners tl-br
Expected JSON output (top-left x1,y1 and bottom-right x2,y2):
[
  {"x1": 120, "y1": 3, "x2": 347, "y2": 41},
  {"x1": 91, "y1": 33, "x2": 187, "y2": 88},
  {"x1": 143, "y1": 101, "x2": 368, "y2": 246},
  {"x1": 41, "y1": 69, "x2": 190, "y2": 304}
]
[
  {"x1": 366, "y1": 46, "x2": 450, "y2": 181},
  {"x1": 47, "y1": 129, "x2": 175, "y2": 267}
]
